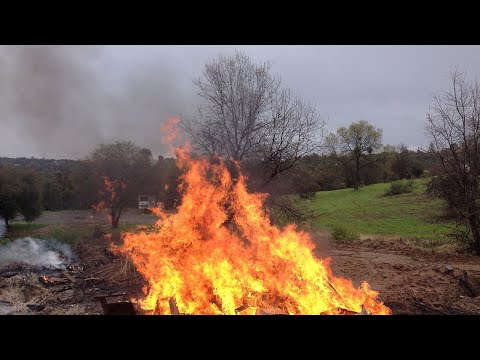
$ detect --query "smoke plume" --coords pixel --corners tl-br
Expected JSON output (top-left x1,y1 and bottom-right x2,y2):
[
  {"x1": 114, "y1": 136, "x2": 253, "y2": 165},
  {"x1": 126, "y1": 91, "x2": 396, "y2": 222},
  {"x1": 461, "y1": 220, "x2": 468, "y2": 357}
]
[
  {"x1": 0, "y1": 45, "x2": 196, "y2": 159},
  {"x1": 0, "y1": 237, "x2": 74, "y2": 269}
]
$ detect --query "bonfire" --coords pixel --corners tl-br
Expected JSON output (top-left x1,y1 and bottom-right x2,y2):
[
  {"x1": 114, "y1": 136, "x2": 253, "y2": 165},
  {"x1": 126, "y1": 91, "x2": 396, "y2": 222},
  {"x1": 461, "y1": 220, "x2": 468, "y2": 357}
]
[{"x1": 118, "y1": 140, "x2": 391, "y2": 315}]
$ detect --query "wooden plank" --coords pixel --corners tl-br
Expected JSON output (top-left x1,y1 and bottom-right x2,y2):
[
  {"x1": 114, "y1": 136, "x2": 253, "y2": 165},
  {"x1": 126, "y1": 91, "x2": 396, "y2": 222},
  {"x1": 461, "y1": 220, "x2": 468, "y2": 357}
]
[
  {"x1": 63, "y1": 271, "x2": 77, "y2": 283},
  {"x1": 255, "y1": 307, "x2": 287, "y2": 315}
]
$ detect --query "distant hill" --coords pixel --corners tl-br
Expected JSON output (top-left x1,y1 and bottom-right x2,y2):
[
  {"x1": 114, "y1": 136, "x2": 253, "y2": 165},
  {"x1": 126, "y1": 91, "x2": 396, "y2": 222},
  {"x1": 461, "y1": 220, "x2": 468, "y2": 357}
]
[{"x1": 0, "y1": 157, "x2": 80, "y2": 173}]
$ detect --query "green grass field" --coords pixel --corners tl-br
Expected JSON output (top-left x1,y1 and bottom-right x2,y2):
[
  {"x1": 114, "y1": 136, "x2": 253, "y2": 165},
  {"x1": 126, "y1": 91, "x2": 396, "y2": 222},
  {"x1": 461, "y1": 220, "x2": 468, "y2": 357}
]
[{"x1": 299, "y1": 179, "x2": 452, "y2": 243}]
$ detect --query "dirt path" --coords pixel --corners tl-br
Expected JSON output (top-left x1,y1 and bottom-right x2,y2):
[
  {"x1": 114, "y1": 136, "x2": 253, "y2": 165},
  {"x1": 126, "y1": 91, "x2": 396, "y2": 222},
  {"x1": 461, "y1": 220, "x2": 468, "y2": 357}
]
[
  {"x1": 32, "y1": 209, "x2": 158, "y2": 226},
  {"x1": 318, "y1": 236, "x2": 480, "y2": 314}
]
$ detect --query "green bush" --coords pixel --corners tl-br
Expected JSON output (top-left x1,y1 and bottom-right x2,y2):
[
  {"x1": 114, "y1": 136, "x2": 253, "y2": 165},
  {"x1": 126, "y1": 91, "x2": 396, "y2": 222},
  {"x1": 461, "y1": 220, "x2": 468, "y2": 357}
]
[
  {"x1": 299, "y1": 191, "x2": 316, "y2": 200},
  {"x1": 385, "y1": 179, "x2": 414, "y2": 196},
  {"x1": 330, "y1": 224, "x2": 359, "y2": 241}
]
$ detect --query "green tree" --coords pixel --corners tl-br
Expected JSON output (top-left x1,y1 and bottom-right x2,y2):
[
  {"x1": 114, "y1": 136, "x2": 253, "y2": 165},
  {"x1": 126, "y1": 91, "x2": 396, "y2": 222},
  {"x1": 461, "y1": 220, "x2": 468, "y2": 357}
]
[
  {"x1": 70, "y1": 161, "x2": 100, "y2": 210},
  {"x1": 0, "y1": 167, "x2": 42, "y2": 226},
  {"x1": 0, "y1": 167, "x2": 20, "y2": 228},
  {"x1": 42, "y1": 173, "x2": 63, "y2": 211},
  {"x1": 391, "y1": 144, "x2": 425, "y2": 180},
  {"x1": 42, "y1": 180, "x2": 60, "y2": 210},
  {"x1": 17, "y1": 169, "x2": 42, "y2": 222},
  {"x1": 326, "y1": 120, "x2": 383, "y2": 190},
  {"x1": 88, "y1": 141, "x2": 154, "y2": 228}
]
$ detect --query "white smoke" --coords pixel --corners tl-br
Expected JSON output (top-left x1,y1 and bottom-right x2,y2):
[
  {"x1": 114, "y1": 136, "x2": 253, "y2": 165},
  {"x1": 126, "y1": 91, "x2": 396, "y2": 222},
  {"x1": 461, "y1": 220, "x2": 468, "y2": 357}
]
[{"x1": 0, "y1": 237, "x2": 74, "y2": 269}]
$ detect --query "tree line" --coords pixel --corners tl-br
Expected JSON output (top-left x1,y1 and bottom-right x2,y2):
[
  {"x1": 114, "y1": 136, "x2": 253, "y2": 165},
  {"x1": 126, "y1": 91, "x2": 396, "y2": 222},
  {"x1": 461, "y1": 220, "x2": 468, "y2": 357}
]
[
  {"x1": 0, "y1": 127, "x2": 436, "y2": 228},
  {"x1": 0, "y1": 142, "x2": 181, "y2": 228}
]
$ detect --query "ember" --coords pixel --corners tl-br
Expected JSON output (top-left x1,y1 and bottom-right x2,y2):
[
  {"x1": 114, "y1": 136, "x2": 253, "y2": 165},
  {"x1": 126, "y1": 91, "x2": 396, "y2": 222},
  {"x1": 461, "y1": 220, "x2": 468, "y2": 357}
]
[{"x1": 119, "y1": 140, "x2": 391, "y2": 315}]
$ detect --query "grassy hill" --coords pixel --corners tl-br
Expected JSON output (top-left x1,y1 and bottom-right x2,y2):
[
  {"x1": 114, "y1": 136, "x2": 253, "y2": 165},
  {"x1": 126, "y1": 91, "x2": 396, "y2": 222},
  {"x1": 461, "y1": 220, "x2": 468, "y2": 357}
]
[{"x1": 299, "y1": 179, "x2": 452, "y2": 243}]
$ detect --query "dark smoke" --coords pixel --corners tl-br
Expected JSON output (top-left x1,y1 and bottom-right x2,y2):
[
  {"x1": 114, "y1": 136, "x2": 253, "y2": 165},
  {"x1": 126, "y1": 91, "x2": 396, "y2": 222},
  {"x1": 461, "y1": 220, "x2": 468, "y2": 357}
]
[{"x1": 0, "y1": 45, "x2": 196, "y2": 159}]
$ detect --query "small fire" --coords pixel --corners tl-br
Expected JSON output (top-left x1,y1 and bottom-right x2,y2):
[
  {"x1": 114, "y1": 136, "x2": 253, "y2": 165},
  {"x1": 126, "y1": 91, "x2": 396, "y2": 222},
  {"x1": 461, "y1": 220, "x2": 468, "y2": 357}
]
[
  {"x1": 93, "y1": 176, "x2": 127, "y2": 222},
  {"x1": 101, "y1": 176, "x2": 127, "y2": 204},
  {"x1": 160, "y1": 117, "x2": 182, "y2": 155},
  {"x1": 119, "y1": 146, "x2": 391, "y2": 315}
]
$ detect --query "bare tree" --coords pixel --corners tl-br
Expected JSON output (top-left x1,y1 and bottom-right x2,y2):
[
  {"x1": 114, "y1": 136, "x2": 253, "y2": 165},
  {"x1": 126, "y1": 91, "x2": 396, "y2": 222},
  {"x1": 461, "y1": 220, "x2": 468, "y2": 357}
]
[
  {"x1": 326, "y1": 120, "x2": 383, "y2": 190},
  {"x1": 257, "y1": 89, "x2": 323, "y2": 187},
  {"x1": 185, "y1": 51, "x2": 279, "y2": 161},
  {"x1": 426, "y1": 70, "x2": 480, "y2": 254},
  {"x1": 184, "y1": 51, "x2": 324, "y2": 187}
]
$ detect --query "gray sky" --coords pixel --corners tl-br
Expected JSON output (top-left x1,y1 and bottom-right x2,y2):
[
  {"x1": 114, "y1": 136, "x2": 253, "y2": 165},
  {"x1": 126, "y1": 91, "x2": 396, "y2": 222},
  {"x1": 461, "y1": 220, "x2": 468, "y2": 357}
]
[{"x1": 1, "y1": 45, "x2": 480, "y2": 159}]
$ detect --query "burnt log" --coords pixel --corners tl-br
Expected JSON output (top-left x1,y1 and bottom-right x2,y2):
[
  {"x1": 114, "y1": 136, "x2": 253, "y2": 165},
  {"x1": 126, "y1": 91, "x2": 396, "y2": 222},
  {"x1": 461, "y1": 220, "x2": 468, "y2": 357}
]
[
  {"x1": 1, "y1": 271, "x2": 19, "y2": 278},
  {"x1": 169, "y1": 297, "x2": 180, "y2": 315},
  {"x1": 27, "y1": 304, "x2": 46, "y2": 312},
  {"x1": 255, "y1": 307, "x2": 287, "y2": 315},
  {"x1": 39, "y1": 275, "x2": 67, "y2": 287},
  {"x1": 62, "y1": 271, "x2": 77, "y2": 283},
  {"x1": 99, "y1": 295, "x2": 137, "y2": 315}
]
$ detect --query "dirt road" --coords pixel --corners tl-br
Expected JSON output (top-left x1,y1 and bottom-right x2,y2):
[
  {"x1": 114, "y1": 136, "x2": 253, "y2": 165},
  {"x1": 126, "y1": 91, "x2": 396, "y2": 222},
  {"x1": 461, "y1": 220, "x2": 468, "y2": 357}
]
[{"x1": 34, "y1": 209, "x2": 158, "y2": 226}]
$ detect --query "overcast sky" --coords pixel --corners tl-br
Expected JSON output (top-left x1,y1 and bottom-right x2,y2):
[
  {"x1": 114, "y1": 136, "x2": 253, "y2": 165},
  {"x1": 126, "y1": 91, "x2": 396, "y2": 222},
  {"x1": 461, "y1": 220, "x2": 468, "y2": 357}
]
[{"x1": 1, "y1": 45, "x2": 480, "y2": 159}]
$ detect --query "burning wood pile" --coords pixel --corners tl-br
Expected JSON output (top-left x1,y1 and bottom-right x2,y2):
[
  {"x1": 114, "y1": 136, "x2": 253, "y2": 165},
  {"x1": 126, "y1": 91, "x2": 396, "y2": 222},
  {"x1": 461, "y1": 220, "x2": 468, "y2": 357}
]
[{"x1": 118, "y1": 145, "x2": 392, "y2": 315}]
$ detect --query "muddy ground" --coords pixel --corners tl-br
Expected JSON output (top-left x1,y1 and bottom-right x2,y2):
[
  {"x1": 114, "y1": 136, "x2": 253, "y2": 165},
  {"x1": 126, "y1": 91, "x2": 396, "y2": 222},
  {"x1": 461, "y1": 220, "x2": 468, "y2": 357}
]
[
  {"x1": 1, "y1": 213, "x2": 480, "y2": 314},
  {"x1": 314, "y1": 235, "x2": 480, "y2": 314}
]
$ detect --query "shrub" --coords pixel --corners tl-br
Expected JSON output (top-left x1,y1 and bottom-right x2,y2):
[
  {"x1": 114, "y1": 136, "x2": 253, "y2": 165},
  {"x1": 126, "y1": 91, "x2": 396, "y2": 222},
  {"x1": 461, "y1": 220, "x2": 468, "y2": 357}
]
[
  {"x1": 385, "y1": 179, "x2": 414, "y2": 196},
  {"x1": 299, "y1": 191, "x2": 316, "y2": 200},
  {"x1": 330, "y1": 224, "x2": 359, "y2": 241}
]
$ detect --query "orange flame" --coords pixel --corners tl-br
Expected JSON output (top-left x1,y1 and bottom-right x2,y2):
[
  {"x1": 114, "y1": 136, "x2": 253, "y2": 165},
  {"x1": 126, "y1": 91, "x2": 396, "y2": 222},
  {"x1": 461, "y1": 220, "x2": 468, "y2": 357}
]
[
  {"x1": 160, "y1": 117, "x2": 181, "y2": 144},
  {"x1": 160, "y1": 117, "x2": 185, "y2": 157},
  {"x1": 119, "y1": 146, "x2": 391, "y2": 315},
  {"x1": 93, "y1": 176, "x2": 127, "y2": 222},
  {"x1": 103, "y1": 176, "x2": 127, "y2": 199}
]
